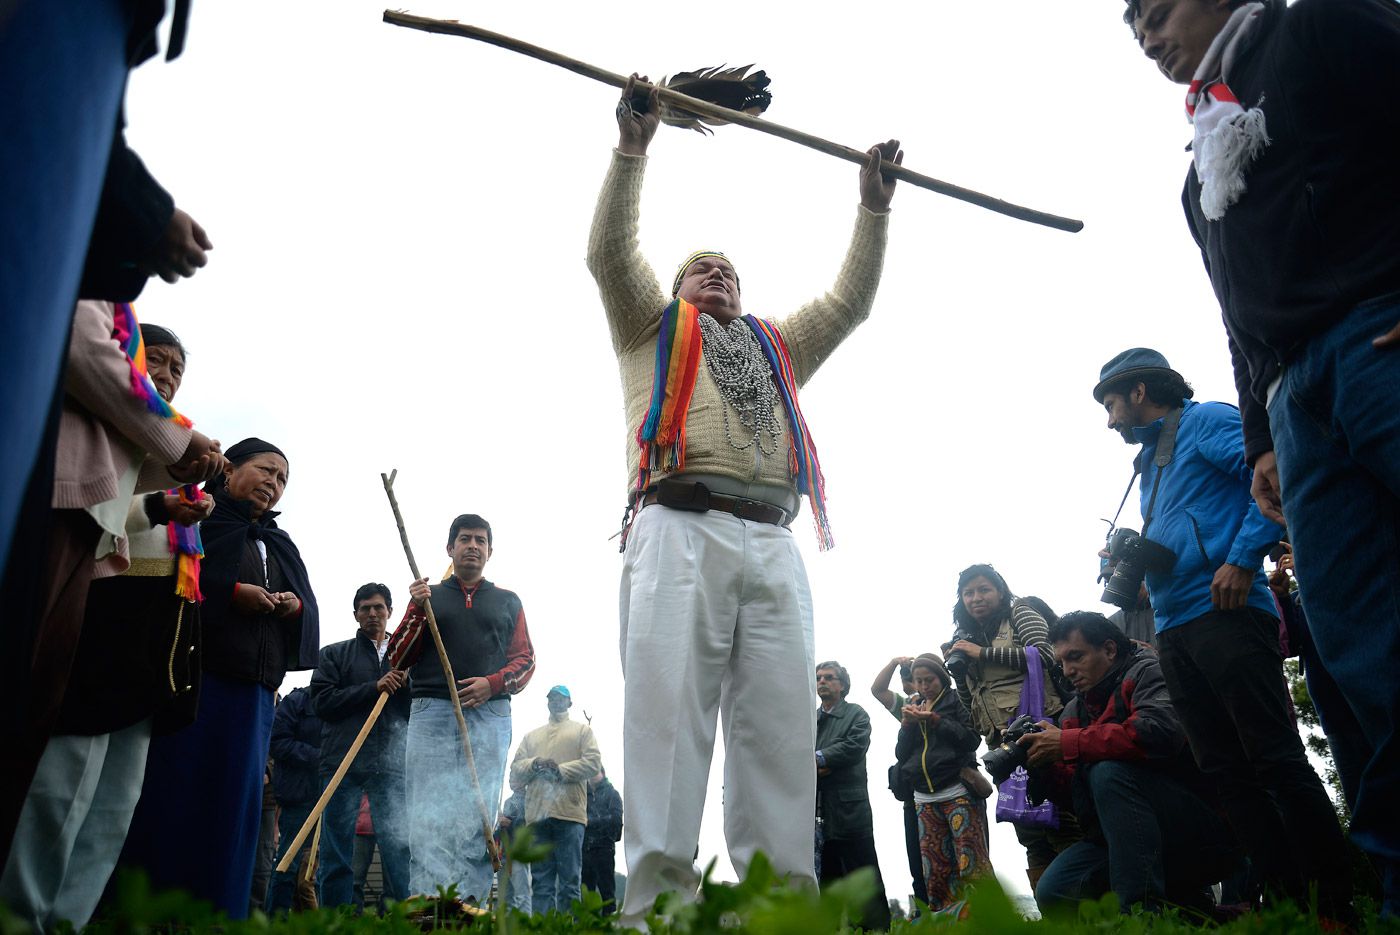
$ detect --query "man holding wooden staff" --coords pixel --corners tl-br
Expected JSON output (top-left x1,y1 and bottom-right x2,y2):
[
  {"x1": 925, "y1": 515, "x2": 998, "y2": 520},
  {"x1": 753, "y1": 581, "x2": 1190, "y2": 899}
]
[
  {"x1": 386, "y1": 514, "x2": 535, "y2": 902},
  {"x1": 586, "y1": 75, "x2": 900, "y2": 925},
  {"x1": 308, "y1": 583, "x2": 412, "y2": 907}
]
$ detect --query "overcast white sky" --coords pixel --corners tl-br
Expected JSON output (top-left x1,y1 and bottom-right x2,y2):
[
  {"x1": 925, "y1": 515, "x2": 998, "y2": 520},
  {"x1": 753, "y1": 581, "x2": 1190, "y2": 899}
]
[{"x1": 122, "y1": 0, "x2": 1255, "y2": 904}]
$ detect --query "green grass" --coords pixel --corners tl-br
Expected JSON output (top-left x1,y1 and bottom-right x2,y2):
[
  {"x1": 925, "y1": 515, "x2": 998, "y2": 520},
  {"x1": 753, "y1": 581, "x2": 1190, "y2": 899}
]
[{"x1": 7, "y1": 857, "x2": 1395, "y2": 935}]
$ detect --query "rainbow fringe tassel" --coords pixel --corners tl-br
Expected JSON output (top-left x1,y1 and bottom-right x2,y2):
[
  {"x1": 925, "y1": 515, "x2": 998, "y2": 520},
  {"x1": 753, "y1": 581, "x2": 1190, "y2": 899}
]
[{"x1": 168, "y1": 485, "x2": 206, "y2": 602}]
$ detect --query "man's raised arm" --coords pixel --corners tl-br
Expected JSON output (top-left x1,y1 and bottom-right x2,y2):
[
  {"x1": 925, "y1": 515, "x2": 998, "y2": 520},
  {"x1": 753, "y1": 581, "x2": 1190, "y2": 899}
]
[
  {"x1": 777, "y1": 141, "x2": 901, "y2": 386},
  {"x1": 586, "y1": 75, "x2": 668, "y2": 354}
]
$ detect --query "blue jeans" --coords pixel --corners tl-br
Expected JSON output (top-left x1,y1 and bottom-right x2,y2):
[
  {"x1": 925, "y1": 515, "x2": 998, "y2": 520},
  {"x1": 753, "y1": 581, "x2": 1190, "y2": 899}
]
[
  {"x1": 318, "y1": 768, "x2": 410, "y2": 908},
  {"x1": 0, "y1": 0, "x2": 131, "y2": 572},
  {"x1": 265, "y1": 802, "x2": 313, "y2": 913},
  {"x1": 405, "y1": 696, "x2": 512, "y2": 902},
  {"x1": 530, "y1": 818, "x2": 585, "y2": 915},
  {"x1": 1268, "y1": 292, "x2": 1400, "y2": 914},
  {"x1": 1035, "y1": 761, "x2": 1235, "y2": 913}
]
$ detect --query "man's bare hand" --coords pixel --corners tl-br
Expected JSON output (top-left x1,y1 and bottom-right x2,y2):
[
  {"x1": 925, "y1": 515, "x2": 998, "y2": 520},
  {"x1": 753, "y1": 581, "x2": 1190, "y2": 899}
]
[
  {"x1": 377, "y1": 669, "x2": 406, "y2": 694},
  {"x1": 1019, "y1": 721, "x2": 1062, "y2": 768},
  {"x1": 456, "y1": 676, "x2": 492, "y2": 708},
  {"x1": 1211, "y1": 563, "x2": 1254, "y2": 610},
  {"x1": 408, "y1": 577, "x2": 431, "y2": 605},
  {"x1": 1250, "y1": 451, "x2": 1286, "y2": 525},
  {"x1": 1372, "y1": 319, "x2": 1400, "y2": 348},
  {"x1": 859, "y1": 140, "x2": 902, "y2": 213},
  {"x1": 231, "y1": 583, "x2": 278, "y2": 615},
  {"x1": 617, "y1": 74, "x2": 661, "y2": 157},
  {"x1": 144, "y1": 208, "x2": 212, "y2": 283},
  {"x1": 272, "y1": 591, "x2": 302, "y2": 618}
]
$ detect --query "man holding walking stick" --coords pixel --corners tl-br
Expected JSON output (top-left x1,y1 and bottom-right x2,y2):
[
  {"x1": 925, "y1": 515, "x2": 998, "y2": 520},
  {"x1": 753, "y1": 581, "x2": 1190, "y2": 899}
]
[{"x1": 387, "y1": 514, "x2": 536, "y2": 901}]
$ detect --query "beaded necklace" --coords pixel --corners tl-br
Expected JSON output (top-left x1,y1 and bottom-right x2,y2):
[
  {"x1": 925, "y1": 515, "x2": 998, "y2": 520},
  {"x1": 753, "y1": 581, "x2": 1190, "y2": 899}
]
[{"x1": 696, "y1": 312, "x2": 784, "y2": 455}]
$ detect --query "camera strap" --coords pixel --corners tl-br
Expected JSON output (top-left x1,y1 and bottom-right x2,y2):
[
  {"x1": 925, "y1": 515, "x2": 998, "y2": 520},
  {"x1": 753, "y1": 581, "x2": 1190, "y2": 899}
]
[{"x1": 1140, "y1": 406, "x2": 1183, "y2": 536}]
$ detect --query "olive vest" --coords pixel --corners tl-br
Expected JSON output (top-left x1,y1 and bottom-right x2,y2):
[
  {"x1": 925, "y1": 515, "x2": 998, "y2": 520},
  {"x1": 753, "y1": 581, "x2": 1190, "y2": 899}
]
[{"x1": 966, "y1": 607, "x2": 1062, "y2": 739}]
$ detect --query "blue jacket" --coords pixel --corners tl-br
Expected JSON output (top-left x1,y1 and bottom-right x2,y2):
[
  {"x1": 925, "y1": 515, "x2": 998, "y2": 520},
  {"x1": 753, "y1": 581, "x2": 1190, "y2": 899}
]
[
  {"x1": 270, "y1": 687, "x2": 323, "y2": 806},
  {"x1": 1134, "y1": 400, "x2": 1281, "y2": 631}
]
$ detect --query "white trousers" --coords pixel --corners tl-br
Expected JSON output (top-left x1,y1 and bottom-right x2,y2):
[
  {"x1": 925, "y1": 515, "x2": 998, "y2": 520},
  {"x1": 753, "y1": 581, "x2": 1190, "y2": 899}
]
[
  {"x1": 0, "y1": 719, "x2": 153, "y2": 930},
  {"x1": 618, "y1": 505, "x2": 817, "y2": 926}
]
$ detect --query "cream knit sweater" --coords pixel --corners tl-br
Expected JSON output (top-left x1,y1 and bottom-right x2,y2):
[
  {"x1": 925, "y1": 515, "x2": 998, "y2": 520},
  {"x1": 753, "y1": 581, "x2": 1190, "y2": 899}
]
[{"x1": 586, "y1": 150, "x2": 890, "y2": 502}]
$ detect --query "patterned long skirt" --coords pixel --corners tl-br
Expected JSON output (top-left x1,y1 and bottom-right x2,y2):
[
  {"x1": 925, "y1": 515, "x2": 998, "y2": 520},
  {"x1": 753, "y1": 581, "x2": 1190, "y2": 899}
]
[{"x1": 917, "y1": 793, "x2": 992, "y2": 914}]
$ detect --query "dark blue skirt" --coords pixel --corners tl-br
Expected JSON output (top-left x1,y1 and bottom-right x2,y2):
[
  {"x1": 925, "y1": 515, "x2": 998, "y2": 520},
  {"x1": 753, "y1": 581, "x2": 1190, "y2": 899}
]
[{"x1": 120, "y1": 673, "x2": 275, "y2": 918}]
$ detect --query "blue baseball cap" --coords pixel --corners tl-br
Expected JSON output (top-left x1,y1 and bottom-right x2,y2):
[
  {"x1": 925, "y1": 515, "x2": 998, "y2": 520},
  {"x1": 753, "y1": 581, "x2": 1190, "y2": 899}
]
[{"x1": 547, "y1": 685, "x2": 571, "y2": 699}]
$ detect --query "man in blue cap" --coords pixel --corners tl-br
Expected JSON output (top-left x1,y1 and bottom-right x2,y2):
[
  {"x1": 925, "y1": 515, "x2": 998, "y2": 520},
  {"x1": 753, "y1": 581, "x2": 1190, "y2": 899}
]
[
  {"x1": 1092, "y1": 348, "x2": 1348, "y2": 912},
  {"x1": 509, "y1": 685, "x2": 601, "y2": 914}
]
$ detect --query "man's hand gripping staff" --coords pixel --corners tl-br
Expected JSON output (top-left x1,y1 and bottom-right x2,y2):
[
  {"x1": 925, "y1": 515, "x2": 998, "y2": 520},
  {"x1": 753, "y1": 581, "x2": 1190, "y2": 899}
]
[{"x1": 276, "y1": 471, "x2": 503, "y2": 876}]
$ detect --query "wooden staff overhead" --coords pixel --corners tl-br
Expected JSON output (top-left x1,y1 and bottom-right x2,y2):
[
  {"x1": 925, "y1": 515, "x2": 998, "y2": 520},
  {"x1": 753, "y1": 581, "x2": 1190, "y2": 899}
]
[
  {"x1": 382, "y1": 10, "x2": 1083, "y2": 234},
  {"x1": 381, "y1": 470, "x2": 502, "y2": 871}
]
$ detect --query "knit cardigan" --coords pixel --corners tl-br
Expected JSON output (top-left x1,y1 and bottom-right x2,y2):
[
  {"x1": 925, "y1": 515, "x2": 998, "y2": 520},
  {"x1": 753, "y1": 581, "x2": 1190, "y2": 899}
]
[
  {"x1": 586, "y1": 150, "x2": 889, "y2": 500},
  {"x1": 54, "y1": 300, "x2": 193, "y2": 577}
]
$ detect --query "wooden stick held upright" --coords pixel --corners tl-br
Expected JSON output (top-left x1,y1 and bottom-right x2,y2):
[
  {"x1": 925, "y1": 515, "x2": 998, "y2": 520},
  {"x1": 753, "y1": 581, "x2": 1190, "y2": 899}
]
[
  {"x1": 381, "y1": 470, "x2": 502, "y2": 870},
  {"x1": 381, "y1": 11, "x2": 1084, "y2": 233},
  {"x1": 276, "y1": 692, "x2": 391, "y2": 872}
]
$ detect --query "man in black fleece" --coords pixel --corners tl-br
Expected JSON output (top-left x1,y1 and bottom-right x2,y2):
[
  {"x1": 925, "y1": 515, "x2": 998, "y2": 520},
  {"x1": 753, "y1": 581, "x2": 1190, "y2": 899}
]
[
  {"x1": 1124, "y1": 0, "x2": 1400, "y2": 914},
  {"x1": 309, "y1": 582, "x2": 411, "y2": 907}
]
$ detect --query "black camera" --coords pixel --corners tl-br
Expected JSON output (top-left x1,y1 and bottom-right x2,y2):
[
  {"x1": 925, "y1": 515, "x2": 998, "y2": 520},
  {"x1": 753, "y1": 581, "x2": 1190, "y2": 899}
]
[
  {"x1": 981, "y1": 714, "x2": 1044, "y2": 786},
  {"x1": 944, "y1": 648, "x2": 972, "y2": 683},
  {"x1": 1101, "y1": 526, "x2": 1176, "y2": 609}
]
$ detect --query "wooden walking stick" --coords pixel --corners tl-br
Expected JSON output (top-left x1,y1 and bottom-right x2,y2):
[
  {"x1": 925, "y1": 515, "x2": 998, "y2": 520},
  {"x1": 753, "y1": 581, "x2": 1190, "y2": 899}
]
[
  {"x1": 382, "y1": 11, "x2": 1084, "y2": 233},
  {"x1": 381, "y1": 469, "x2": 502, "y2": 871},
  {"x1": 276, "y1": 692, "x2": 392, "y2": 872}
]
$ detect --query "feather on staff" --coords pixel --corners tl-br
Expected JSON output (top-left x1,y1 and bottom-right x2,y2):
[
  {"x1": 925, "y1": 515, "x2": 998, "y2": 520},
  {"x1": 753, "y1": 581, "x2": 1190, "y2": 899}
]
[{"x1": 381, "y1": 11, "x2": 1083, "y2": 233}]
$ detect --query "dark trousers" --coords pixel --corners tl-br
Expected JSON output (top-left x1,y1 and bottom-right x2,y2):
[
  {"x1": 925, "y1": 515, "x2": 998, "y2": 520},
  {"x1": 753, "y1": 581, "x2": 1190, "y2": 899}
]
[
  {"x1": 318, "y1": 769, "x2": 409, "y2": 908},
  {"x1": 352, "y1": 834, "x2": 376, "y2": 911},
  {"x1": 902, "y1": 801, "x2": 929, "y2": 909},
  {"x1": 819, "y1": 835, "x2": 891, "y2": 930},
  {"x1": 1158, "y1": 608, "x2": 1350, "y2": 910},
  {"x1": 0, "y1": 0, "x2": 130, "y2": 576},
  {"x1": 265, "y1": 802, "x2": 312, "y2": 913},
  {"x1": 1036, "y1": 761, "x2": 1237, "y2": 913},
  {"x1": 1269, "y1": 293, "x2": 1400, "y2": 916},
  {"x1": 581, "y1": 845, "x2": 616, "y2": 906},
  {"x1": 2, "y1": 511, "x2": 101, "y2": 866}
]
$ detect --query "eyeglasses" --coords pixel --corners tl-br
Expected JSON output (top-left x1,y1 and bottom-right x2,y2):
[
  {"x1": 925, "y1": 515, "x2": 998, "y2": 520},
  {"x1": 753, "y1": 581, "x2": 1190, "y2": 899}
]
[{"x1": 815, "y1": 674, "x2": 841, "y2": 682}]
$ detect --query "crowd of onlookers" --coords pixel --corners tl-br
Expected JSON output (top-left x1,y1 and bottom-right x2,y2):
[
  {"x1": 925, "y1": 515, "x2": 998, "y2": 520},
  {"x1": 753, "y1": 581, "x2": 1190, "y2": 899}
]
[{"x1": 806, "y1": 553, "x2": 1368, "y2": 928}]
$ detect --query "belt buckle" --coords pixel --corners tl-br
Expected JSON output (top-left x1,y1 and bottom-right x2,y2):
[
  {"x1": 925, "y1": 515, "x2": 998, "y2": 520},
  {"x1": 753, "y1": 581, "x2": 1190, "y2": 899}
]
[{"x1": 731, "y1": 497, "x2": 761, "y2": 521}]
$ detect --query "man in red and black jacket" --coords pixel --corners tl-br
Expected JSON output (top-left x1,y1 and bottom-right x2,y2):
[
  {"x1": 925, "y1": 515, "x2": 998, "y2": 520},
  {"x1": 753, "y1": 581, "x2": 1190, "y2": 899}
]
[{"x1": 1019, "y1": 612, "x2": 1236, "y2": 915}]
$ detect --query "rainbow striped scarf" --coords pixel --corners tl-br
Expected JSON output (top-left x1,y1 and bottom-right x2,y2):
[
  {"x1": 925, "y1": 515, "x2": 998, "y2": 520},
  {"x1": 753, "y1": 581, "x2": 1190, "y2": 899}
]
[
  {"x1": 635, "y1": 301, "x2": 833, "y2": 550},
  {"x1": 112, "y1": 302, "x2": 192, "y2": 429},
  {"x1": 167, "y1": 484, "x2": 207, "y2": 601}
]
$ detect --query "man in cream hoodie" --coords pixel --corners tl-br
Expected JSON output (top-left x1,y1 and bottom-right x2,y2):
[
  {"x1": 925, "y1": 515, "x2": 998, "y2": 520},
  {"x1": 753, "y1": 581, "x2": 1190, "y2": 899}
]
[{"x1": 509, "y1": 686, "x2": 601, "y2": 915}]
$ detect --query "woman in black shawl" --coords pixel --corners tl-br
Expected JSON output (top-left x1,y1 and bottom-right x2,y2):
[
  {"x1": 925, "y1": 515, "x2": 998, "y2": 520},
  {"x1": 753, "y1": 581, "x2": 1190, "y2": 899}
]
[{"x1": 121, "y1": 438, "x2": 319, "y2": 919}]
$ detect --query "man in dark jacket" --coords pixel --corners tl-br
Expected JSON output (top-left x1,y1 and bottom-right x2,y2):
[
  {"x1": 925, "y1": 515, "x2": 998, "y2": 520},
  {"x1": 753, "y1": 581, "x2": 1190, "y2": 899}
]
[
  {"x1": 308, "y1": 583, "x2": 411, "y2": 907},
  {"x1": 582, "y1": 769, "x2": 623, "y2": 909},
  {"x1": 1022, "y1": 613, "x2": 1236, "y2": 914},
  {"x1": 266, "y1": 687, "x2": 323, "y2": 912},
  {"x1": 815, "y1": 661, "x2": 889, "y2": 930},
  {"x1": 1123, "y1": 0, "x2": 1400, "y2": 912}
]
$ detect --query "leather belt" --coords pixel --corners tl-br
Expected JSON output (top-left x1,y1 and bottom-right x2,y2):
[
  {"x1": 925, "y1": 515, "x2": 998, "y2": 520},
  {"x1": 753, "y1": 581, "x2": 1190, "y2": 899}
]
[{"x1": 641, "y1": 481, "x2": 790, "y2": 527}]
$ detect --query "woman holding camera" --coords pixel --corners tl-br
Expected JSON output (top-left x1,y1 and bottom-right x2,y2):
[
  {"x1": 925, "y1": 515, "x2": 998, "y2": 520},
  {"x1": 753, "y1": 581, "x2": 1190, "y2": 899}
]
[
  {"x1": 942, "y1": 564, "x2": 1075, "y2": 894},
  {"x1": 895, "y1": 654, "x2": 991, "y2": 914}
]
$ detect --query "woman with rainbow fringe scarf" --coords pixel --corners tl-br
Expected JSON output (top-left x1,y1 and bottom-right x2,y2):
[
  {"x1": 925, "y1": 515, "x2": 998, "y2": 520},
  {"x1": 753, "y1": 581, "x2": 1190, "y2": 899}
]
[{"x1": 1, "y1": 304, "x2": 226, "y2": 931}]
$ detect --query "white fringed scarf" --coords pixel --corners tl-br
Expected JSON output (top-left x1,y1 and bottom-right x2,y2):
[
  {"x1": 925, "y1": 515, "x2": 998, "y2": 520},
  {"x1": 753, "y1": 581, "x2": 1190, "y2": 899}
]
[{"x1": 1186, "y1": 2, "x2": 1271, "y2": 220}]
